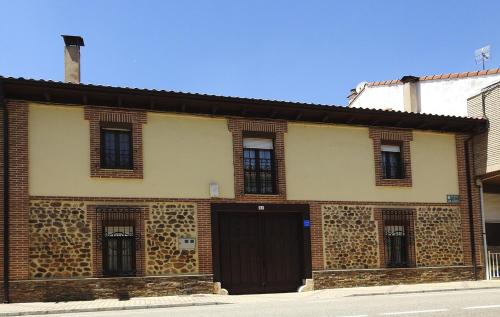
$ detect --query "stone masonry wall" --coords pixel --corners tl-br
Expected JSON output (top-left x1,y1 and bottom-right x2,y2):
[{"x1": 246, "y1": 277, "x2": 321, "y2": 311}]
[
  {"x1": 322, "y1": 205, "x2": 379, "y2": 269},
  {"x1": 146, "y1": 202, "x2": 198, "y2": 275},
  {"x1": 29, "y1": 200, "x2": 92, "y2": 278},
  {"x1": 29, "y1": 200, "x2": 200, "y2": 279},
  {"x1": 313, "y1": 266, "x2": 474, "y2": 289},
  {"x1": 9, "y1": 274, "x2": 214, "y2": 303},
  {"x1": 415, "y1": 206, "x2": 464, "y2": 266},
  {"x1": 322, "y1": 204, "x2": 466, "y2": 270}
]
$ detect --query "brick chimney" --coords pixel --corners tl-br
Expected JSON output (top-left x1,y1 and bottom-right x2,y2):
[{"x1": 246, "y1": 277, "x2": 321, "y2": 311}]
[{"x1": 61, "y1": 35, "x2": 85, "y2": 83}]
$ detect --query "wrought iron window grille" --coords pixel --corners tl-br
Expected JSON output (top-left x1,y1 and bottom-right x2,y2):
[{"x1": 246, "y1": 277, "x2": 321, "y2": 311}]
[
  {"x1": 382, "y1": 209, "x2": 415, "y2": 268},
  {"x1": 96, "y1": 207, "x2": 142, "y2": 277}
]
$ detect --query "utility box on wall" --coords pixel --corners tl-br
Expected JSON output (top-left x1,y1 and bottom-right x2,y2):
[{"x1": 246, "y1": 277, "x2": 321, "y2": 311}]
[{"x1": 179, "y1": 237, "x2": 196, "y2": 250}]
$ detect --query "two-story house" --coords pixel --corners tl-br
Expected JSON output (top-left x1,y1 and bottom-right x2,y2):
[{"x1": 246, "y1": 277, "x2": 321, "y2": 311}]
[{"x1": 0, "y1": 36, "x2": 487, "y2": 302}]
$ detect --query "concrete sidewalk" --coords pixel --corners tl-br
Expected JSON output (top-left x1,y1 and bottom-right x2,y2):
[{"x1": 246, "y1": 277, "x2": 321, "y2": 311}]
[{"x1": 1, "y1": 280, "x2": 499, "y2": 316}]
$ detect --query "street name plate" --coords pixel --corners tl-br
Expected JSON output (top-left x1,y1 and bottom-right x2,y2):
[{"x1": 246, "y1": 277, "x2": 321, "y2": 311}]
[{"x1": 447, "y1": 194, "x2": 460, "y2": 203}]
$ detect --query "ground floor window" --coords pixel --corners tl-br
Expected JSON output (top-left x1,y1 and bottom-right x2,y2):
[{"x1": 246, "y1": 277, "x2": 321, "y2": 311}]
[
  {"x1": 99, "y1": 208, "x2": 140, "y2": 277},
  {"x1": 382, "y1": 210, "x2": 415, "y2": 268},
  {"x1": 103, "y1": 225, "x2": 136, "y2": 276}
]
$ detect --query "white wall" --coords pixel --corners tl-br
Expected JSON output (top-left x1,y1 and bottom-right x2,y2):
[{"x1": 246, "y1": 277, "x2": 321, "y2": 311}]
[
  {"x1": 419, "y1": 75, "x2": 500, "y2": 116},
  {"x1": 351, "y1": 74, "x2": 500, "y2": 117},
  {"x1": 350, "y1": 84, "x2": 404, "y2": 111}
]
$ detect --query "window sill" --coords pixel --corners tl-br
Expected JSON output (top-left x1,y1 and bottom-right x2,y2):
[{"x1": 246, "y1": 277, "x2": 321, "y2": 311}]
[
  {"x1": 101, "y1": 274, "x2": 137, "y2": 278},
  {"x1": 91, "y1": 167, "x2": 143, "y2": 179},
  {"x1": 376, "y1": 178, "x2": 412, "y2": 187},
  {"x1": 98, "y1": 167, "x2": 135, "y2": 171},
  {"x1": 238, "y1": 193, "x2": 286, "y2": 201}
]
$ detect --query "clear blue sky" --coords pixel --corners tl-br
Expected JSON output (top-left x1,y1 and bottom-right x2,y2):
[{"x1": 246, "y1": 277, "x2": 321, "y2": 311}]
[{"x1": 1, "y1": 1, "x2": 499, "y2": 105}]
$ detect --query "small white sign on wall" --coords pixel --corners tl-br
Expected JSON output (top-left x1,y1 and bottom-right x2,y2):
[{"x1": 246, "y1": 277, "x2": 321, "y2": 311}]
[{"x1": 209, "y1": 182, "x2": 219, "y2": 198}]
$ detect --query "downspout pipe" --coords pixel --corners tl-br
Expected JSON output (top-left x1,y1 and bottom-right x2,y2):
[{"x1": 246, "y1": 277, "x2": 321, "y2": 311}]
[
  {"x1": 464, "y1": 135, "x2": 478, "y2": 280},
  {"x1": 475, "y1": 87, "x2": 490, "y2": 280},
  {"x1": 476, "y1": 179, "x2": 490, "y2": 279},
  {"x1": 0, "y1": 80, "x2": 9, "y2": 303}
]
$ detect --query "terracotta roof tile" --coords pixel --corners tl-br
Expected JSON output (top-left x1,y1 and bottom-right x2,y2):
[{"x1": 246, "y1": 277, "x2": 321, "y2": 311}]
[{"x1": 365, "y1": 68, "x2": 500, "y2": 87}]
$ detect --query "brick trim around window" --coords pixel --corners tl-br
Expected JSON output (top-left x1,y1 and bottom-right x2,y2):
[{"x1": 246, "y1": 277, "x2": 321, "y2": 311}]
[
  {"x1": 88, "y1": 205, "x2": 149, "y2": 277},
  {"x1": 369, "y1": 127, "x2": 413, "y2": 187},
  {"x1": 84, "y1": 107, "x2": 147, "y2": 178},
  {"x1": 374, "y1": 208, "x2": 417, "y2": 268},
  {"x1": 227, "y1": 118, "x2": 288, "y2": 201}
]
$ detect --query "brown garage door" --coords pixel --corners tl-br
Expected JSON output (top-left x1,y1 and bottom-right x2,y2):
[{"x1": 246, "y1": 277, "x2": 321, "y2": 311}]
[{"x1": 218, "y1": 211, "x2": 304, "y2": 294}]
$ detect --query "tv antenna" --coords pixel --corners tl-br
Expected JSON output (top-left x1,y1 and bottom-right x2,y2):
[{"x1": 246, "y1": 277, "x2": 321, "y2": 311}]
[{"x1": 475, "y1": 45, "x2": 491, "y2": 70}]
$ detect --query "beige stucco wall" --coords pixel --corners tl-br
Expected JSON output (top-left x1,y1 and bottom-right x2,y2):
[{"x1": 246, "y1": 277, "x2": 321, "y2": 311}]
[
  {"x1": 30, "y1": 104, "x2": 459, "y2": 202},
  {"x1": 285, "y1": 123, "x2": 459, "y2": 203},
  {"x1": 29, "y1": 104, "x2": 235, "y2": 198}
]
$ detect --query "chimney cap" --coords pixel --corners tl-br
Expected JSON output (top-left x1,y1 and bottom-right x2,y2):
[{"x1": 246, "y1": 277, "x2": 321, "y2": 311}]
[
  {"x1": 61, "y1": 35, "x2": 85, "y2": 47},
  {"x1": 401, "y1": 75, "x2": 419, "y2": 83}
]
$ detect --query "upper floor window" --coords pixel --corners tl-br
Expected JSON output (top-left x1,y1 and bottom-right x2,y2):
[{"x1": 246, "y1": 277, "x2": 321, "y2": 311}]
[
  {"x1": 101, "y1": 128, "x2": 133, "y2": 169},
  {"x1": 243, "y1": 138, "x2": 276, "y2": 194},
  {"x1": 369, "y1": 127, "x2": 413, "y2": 187},
  {"x1": 381, "y1": 144, "x2": 403, "y2": 179}
]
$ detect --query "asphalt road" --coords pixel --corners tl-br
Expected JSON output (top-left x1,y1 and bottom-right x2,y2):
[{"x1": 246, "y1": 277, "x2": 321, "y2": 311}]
[{"x1": 28, "y1": 288, "x2": 500, "y2": 317}]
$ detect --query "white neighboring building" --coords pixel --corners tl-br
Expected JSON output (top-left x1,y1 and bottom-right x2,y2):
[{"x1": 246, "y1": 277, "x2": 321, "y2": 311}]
[
  {"x1": 349, "y1": 69, "x2": 500, "y2": 117},
  {"x1": 349, "y1": 68, "x2": 500, "y2": 279}
]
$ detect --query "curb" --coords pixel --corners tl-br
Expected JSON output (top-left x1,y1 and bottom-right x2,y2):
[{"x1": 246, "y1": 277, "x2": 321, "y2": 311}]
[
  {"x1": 0, "y1": 302, "x2": 228, "y2": 317},
  {"x1": 348, "y1": 286, "x2": 500, "y2": 297}
]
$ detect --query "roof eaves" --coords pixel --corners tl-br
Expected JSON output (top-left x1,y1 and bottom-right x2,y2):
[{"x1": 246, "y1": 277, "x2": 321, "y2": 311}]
[{"x1": 0, "y1": 76, "x2": 487, "y2": 134}]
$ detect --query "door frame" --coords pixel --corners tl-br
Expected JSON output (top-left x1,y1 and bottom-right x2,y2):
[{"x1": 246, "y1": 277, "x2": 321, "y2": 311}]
[{"x1": 211, "y1": 203, "x2": 312, "y2": 285}]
